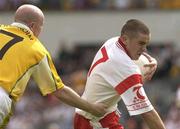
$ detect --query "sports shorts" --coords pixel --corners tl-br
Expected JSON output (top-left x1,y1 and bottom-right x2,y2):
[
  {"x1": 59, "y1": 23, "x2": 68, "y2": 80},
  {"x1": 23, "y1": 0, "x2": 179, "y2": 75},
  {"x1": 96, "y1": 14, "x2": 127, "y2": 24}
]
[
  {"x1": 0, "y1": 87, "x2": 13, "y2": 129},
  {"x1": 74, "y1": 111, "x2": 124, "y2": 129}
]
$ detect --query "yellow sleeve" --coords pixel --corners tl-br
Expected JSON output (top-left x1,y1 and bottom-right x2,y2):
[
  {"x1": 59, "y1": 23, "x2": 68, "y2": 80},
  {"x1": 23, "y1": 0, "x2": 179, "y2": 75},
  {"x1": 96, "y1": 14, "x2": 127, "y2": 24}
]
[{"x1": 32, "y1": 55, "x2": 64, "y2": 96}]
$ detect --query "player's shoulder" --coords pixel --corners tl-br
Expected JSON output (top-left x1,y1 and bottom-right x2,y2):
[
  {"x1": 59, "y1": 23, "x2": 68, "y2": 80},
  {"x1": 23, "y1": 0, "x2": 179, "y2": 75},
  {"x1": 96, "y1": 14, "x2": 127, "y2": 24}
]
[
  {"x1": 32, "y1": 39, "x2": 48, "y2": 54},
  {"x1": 107, "y1": 47, "x2": 139, "y2": 73},
  {"x1": 104, "y1": 36, "x2": 119, "y2": 45},
  {"x1": 0, "y1": 24, "x2": 35, "y2": 41},
  {"x1": 103, "y1": 37, "x2": 127, "y2": 61},
  {"x1": 0, "y1": 24, "x2": 10, "y2": 28},
  {"x1": 103, "y1": 36, "x2": 120, "y2": 54}
]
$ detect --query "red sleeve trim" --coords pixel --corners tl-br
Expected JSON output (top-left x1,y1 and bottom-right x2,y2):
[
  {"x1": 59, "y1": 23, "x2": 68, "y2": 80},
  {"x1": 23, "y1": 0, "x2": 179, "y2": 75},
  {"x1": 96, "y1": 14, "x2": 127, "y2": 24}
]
[{"x1": 115, "y1": 74, "x2": 142, "y2": 95}]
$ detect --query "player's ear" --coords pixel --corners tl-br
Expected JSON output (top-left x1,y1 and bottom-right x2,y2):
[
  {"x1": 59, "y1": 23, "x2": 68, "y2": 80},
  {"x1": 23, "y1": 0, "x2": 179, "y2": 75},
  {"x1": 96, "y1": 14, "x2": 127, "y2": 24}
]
[
  {"x1": 28, "y1": 22, "x2": 35, "y2": 30},
  {"x1": 28, "y1": 22, "x2": 37, "y2": 35},
  {"x1": 121, "y1": 35, "x2": 129, "y2": 45}
]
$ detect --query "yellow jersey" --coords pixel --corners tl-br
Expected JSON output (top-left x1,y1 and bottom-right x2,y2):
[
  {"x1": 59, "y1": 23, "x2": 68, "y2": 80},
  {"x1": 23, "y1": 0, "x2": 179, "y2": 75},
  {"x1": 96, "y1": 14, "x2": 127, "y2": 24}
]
[{"x1": 0, "y1": 23, "x2": 64, "y2": 101}]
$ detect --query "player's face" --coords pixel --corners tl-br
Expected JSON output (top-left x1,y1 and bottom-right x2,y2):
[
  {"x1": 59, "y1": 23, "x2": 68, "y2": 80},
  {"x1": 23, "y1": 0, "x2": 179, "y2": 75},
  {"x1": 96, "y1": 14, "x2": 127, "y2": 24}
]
[{"x1": 124, "y1": 33, "x2": 150, "y2": 60}]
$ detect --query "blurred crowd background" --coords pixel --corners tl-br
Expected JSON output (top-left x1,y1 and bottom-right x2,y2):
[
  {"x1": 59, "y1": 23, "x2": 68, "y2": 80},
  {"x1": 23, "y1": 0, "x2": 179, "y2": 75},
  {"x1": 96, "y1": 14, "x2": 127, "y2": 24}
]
[
  {"x1": 2, "y1": 0, "x2": 180, "y2": 11},
  {"x1": 1, "y1": 0, "x2": 180, "y2": 129}
]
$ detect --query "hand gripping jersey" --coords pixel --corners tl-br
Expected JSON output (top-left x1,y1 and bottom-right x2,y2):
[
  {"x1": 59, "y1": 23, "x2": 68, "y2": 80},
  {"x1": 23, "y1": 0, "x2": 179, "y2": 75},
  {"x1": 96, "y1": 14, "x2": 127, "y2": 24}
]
[
  {"x1": 76, "y1": 37, "x2": 153, "y2": 120},
  {"x1": 0, "y1": 23, "x2": 64, "y2": 101}
]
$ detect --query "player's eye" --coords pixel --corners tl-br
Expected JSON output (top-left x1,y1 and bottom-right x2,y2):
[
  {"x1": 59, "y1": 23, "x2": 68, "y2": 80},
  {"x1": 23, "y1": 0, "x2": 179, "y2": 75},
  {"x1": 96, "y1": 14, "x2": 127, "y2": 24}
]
[{"x1": 139, "y1": 41, "x2": 146, "y2": 46}]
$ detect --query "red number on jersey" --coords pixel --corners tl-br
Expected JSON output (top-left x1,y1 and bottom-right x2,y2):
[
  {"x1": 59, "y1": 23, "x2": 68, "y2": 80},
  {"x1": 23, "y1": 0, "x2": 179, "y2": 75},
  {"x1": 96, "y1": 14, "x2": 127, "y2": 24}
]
[{"x1": 88, "y1": 46, "x2": 109, "y2": 76}]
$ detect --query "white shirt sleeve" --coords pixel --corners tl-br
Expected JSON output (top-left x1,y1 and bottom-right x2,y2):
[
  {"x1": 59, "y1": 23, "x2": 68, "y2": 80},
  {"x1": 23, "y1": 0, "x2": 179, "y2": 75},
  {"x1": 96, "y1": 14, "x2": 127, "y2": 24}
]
[{"x1": 120, "y1": 83, "x2": 154, "y2": 115}]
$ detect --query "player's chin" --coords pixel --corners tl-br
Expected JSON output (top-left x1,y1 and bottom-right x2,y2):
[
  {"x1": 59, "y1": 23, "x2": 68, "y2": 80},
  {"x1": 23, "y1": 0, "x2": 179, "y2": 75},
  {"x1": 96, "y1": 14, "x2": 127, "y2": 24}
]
[{"x1": 134, "y1": 55, "x2": 141, "y2": 60}]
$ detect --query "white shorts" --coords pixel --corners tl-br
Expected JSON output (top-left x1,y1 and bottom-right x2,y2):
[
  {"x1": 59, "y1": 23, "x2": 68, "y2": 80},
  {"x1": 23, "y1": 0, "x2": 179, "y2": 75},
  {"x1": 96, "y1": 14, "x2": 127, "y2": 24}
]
[{"x1": 0, "y1": 87, "x2": 13, "y2": 128}]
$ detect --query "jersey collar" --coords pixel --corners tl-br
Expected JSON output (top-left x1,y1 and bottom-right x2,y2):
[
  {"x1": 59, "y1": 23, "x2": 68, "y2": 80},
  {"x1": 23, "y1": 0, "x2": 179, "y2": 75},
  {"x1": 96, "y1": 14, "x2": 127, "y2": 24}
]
[
  {"x1": 11, "y1": 22, "x2": 31, "y2": 32},
  {"x1": 117, "y1": 37, "x2": 131, "y2": 58}
]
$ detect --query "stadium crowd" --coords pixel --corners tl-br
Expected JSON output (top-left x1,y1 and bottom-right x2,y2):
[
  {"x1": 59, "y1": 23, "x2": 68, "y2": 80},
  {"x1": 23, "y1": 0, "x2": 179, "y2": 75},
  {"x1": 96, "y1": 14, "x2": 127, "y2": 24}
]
[
  {"x1": 1, "y1": 0, "x2": 180, "y2": 11},
  {"x1": 5, "y1": 41, "x2": 180, "y2": 129}
]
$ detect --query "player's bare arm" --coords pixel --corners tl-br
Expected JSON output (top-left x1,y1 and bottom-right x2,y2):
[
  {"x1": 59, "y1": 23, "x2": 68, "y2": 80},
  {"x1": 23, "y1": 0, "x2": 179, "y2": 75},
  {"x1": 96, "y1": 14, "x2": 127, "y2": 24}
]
[
  {"x1": 52, "y1": 85, "x2": 107, "y2": 117},
  {"x1": 141, "y1": 109, "x2": 166, "y2": 129}
]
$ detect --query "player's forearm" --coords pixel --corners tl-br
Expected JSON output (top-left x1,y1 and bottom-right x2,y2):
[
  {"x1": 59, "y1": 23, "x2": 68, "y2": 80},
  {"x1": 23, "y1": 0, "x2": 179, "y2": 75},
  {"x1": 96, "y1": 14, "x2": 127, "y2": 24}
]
[
  {"x1": 52, "y1": 86, "x2": 97, "y2": 115},
  {"x1": 141, "y1": 109, "x2": 166, "y2": 129}
]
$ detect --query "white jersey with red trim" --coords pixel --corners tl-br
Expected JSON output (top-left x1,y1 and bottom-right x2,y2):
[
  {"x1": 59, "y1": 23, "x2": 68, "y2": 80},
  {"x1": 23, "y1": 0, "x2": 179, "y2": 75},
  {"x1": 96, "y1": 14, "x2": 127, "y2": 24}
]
[{"x1": 76, "y1": 36, "x2": 153, "y2": 120}]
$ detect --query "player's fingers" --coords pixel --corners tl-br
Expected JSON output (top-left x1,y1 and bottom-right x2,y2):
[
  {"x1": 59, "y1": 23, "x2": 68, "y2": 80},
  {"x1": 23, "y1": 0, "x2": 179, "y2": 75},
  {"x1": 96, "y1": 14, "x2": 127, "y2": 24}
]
[
  {"x1": 147, "y1": 65, "x2": 156, "y2": 75},
  {"x1": 143, "y1": 65, "x2": 156, "y2": 77},
  {"x1": 142, "y1": 52, "x2": 153, "y2": 62},
  {"x1": 146, "y1": 66, "x2": 157, "y2": 80},
  {"x1": 144, "y1": 63, "x2": 156, "y2": 68}
]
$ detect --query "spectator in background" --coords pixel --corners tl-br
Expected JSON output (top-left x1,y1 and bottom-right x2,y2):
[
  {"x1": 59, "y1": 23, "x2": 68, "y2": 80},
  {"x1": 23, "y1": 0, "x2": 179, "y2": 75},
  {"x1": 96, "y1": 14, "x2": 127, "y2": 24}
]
[
  {"x1": 165, "y1": 102, "x2": 180, "y2": 129},
  {"x1": 113, "y1": 0, "x2": 131, "y2": 10},
  {"x1": 0, "y1": 0, "x2": 9, "y2": 10}
]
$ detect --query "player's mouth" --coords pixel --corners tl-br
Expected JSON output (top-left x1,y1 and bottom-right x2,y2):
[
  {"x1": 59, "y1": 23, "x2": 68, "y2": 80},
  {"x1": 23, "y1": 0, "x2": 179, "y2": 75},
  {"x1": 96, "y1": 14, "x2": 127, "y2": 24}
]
[{"x1": 137, "y1": 53, "x2": 142, "y2": 56}]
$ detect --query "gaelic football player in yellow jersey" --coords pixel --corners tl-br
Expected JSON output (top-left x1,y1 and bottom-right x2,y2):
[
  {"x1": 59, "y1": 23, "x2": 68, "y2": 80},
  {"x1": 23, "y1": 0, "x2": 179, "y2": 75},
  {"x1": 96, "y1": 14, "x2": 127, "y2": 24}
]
[{"x1": 0, "y1": 4, "x2": 107, "y2": 128}]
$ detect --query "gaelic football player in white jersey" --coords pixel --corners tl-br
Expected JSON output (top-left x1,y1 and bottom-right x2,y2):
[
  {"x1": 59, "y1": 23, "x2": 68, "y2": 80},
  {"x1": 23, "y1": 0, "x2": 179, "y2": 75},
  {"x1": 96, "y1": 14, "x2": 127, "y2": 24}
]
[{"x1": 74, "y1": 19, "x2": 166, "y2": 129}]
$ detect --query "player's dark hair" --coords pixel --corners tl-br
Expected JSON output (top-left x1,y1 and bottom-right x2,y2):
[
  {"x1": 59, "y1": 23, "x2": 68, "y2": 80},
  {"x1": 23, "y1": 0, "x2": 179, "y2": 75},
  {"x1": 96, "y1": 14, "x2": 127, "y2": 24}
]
[{"x1": 121, "y1": 19, "x2": 150, "y2": 38}]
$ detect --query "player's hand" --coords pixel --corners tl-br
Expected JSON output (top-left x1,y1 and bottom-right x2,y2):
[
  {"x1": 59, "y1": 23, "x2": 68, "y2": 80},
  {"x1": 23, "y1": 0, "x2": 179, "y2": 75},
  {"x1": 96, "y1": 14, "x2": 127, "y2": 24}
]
[
  {"x1": 143, "y1": 63, "x2": 157, "y2": 82},
  {"x1": 89, "y1": 103, "x2": 108, "y2": 117},
  {"x1": 142, "y1": 53, "x2": 157, "y2": 82}
]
